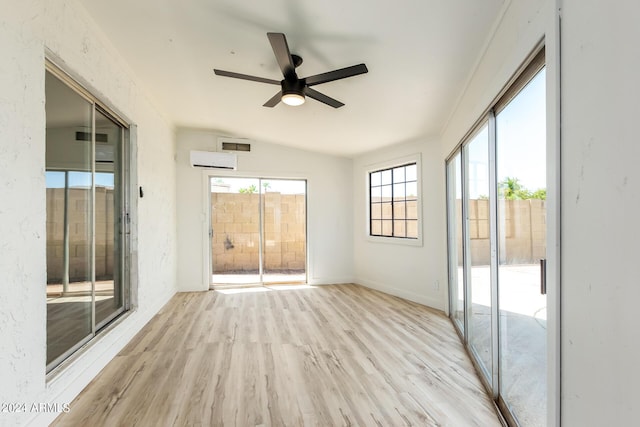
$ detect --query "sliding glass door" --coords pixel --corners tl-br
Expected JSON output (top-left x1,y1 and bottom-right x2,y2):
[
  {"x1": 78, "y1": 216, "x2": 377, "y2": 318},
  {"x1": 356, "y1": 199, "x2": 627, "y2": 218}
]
[
  {"x1": 45, "y1": 72, "x2": 94, "y2": 366},
  {"x1": 465, "y1": 123, "x2": 494, "y2": 385},
  {"x1": 446, "y1": 153, "x2": 464, "y2": 334},
  {"x1": 446, "y1": 51, "x2": 547, "y2": 426},
  {"x1": 45, "y1": 65, "x2": 129, "y2": 371},
  {"x1": 210, "y1": 177, "x2": 306, "y2": 286},
  {"x1": 261, "y1": 179, "x2": 307, "y2": 283},
  {"x1": 496, "y1": 67, "x2": 547, "y2": 427}
]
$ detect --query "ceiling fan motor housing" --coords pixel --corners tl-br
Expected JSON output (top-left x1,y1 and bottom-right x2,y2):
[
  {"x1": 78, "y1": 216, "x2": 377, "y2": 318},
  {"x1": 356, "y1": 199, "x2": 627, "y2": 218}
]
[{"x1": 281, "y1": 78, "x2": 306, "y2": 97}]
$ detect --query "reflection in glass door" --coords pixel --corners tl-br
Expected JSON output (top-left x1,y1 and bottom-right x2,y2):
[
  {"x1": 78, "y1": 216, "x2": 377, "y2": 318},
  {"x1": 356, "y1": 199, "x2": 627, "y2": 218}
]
[
  {"x1": 496, "y1": 67, "x2": 547, "y2": 427},
  {"x1": 210, "y1": 177, "x2": 307, "y2": 285},
  {"x1": 45, "y1": 67, "x2": 128, "y2": 371},
  {"x1": 446, "y1": 52, "x2": 547, "y2": 426}
]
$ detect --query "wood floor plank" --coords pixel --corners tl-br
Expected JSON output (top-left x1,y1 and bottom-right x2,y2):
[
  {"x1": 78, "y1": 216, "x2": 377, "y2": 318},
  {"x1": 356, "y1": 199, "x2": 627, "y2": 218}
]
[{"x1": 52, "y1": 284, "x2": 501, "y2": 427}]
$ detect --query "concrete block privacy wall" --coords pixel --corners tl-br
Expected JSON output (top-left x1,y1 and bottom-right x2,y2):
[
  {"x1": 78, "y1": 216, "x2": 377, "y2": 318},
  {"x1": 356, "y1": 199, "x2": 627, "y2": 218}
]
[
  {"x1": 46, "y1": 187, "x2": 116, "y2": 282},
  {"x1": 211, "y1": 192, "x2": 306, "y2": 272},
  {"x1": 455, "y1": 199, "x2": 546, "y2": 265}
]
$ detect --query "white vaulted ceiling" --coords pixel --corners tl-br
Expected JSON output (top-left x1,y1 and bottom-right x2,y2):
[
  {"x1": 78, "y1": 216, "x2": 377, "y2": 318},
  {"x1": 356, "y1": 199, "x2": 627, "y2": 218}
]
[{"x1": 81, "y1": 0, "x2": 506, "y2": 156}]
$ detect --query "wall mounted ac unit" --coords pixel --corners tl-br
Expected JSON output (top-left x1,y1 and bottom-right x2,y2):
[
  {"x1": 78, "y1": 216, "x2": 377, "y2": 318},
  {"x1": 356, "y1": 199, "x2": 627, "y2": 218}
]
[{"x1": 189, "y1": 150, "x2": 237, "y2": 170}]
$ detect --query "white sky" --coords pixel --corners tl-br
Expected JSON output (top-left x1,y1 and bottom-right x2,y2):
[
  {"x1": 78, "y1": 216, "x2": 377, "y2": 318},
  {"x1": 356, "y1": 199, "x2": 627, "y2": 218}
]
[{"x1": 211, "y1": 177, "x2": 306, "y2": 194}]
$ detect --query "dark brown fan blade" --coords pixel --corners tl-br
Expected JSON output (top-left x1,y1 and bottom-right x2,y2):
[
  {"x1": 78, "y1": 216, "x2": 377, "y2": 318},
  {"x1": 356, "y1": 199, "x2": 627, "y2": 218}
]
[
  {"x1": 263, "y1": 91, "x2": 282, "y2": 107},
  {"x1": 213, "y1": 69, "x2": 280, "y2": 85},
  {"x1": 267, "y1": 32, "x2": 296, "y2": 80},
  {"x1": 305, "y1": 87, "x2": 344, "y2": 108},
  {"x1": 304, "y1": 64, "x2": 368, "y2": 86}
]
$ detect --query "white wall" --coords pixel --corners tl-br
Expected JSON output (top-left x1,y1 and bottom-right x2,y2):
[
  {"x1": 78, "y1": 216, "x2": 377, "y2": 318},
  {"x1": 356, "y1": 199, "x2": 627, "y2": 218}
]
[
  {"x1": 176, "y1": 129, "x2": 354, "y2": 290},
  {"x1": 0, "y1": 1, "x2": 177, "y2": 425},
  {"x1": 561, "y1": 1, "x2": 640, "y2": 425},
  {"x1": 352, "y1": 138, "x2": 447, "y2": 310}
]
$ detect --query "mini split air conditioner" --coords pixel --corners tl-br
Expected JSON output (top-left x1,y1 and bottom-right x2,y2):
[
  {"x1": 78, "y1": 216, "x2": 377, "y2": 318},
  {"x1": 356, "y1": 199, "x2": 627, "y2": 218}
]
[{"x1": 189, "y1": 150, "x2": 237, "y2": 170}]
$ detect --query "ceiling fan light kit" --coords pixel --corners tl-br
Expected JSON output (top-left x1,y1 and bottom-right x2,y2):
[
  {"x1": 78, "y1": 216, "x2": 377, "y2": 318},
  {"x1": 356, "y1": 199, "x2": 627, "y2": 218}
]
[
  {"x1": 214, "y1": 32, "x2": 368, "y2": 108},
  {"x1": 282, "y1": 93, "x2": 305, "y2": 106},
  {"x1": 281, "y1": 79, "x2": 306, "y2": 106}
]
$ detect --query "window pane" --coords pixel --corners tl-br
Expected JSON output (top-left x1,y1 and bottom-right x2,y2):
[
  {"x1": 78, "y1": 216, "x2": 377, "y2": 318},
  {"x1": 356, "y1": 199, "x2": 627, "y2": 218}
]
[
  {"x1": 406, "y1": 182, "x2": 418, "y2": 199},
  {"x1": 371, "y1": 185, "x2": 382, "y2": 202},
  {"x1": 497, "y1": 67, "x2": 547, "y2": 427},
  {"x1": 393, "y1": 166, "x2": 405, "y2": 183},
  {"x1": 371, "y1": 220, "x2": 382, "y2": 235},
  {"x1": 260, "y1": 179, "x2": 307, "y2": 283},
  {"x1": 381, "y1": 220, "x2": 392, "y2": 236},
  {"x1": 406, "y1": 200, "x2": 418, "y2": 220},
  {"x1": 394, "y1": 220, "x2": 406, "y2": 237},
  {"x1": 370, "y1": 171, "x2": 381, "y2": 186},
  {"x1": 381, "y1": 169, "x2": 392, "y2": 185},
  {"x1": 406, "y1": 220, "x2": 418, "y2": 238},
  {"x1": 94, "y1": 110, "x2": 124, "y2": 327},
  {"x1": 381, "y1": 202, "x2": 393, "y2": 220},
  {"x1": 465, "y1": 123, "x2": 493, "y2": 384},
  {"x1": 406, "y1": 164, "x2": 417, "y2": 181},
  {"x1": 45, "y1": 70, "x2": 93, "y2": 368},
  {"x1": 394, "y1": 201, "x2": 406, "y2": 219},
  {"x1": 393, "y1": 183, "x2": 406, "y2": 198},
  {"x1": 381, "y1": 185, "x2": 392, "y2": 201},
  {"x1": 371, "y1": 203, "x2": 382, "y2": 220}
]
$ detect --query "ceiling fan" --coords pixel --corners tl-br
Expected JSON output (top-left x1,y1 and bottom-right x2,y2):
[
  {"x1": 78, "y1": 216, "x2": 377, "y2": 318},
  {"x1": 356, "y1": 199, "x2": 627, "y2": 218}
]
[{"x1": 213, "y1": 32, "x2": 368, "y2": 108}]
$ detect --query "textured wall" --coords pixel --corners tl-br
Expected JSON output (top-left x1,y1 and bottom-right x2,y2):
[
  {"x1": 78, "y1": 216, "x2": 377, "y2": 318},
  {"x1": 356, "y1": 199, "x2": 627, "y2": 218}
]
[
  {"x1": 0, "y1": 3, "x2": 47, "y2": 426},
  {"x1": 0, "y1": 1, "x2": 178, "y2": 425}
]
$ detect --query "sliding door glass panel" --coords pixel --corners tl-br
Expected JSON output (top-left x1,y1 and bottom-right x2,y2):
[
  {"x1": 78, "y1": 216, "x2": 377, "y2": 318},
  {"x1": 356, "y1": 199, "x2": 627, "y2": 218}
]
[
  {"x1": 465, "y1": 124, "x2": 493, "y2": 382},
  {"x1": 261, "y1": 179, "x2": 306, "y2": 283},
  {"x1": 94, "y1": 110, "x2": 124, "y2": 327},
  {"x1": 211, "y1": 178, "x2": 261, "y2": 284},
  {"x1": 447, "y1": 152, "x2": 464, "y2": 333},
  {"x1": 496, "y1": 67, "x2": 547, "y2": 426},
  {"x1": 45, "y1": 71, "x2": 94, "y2": 366}
]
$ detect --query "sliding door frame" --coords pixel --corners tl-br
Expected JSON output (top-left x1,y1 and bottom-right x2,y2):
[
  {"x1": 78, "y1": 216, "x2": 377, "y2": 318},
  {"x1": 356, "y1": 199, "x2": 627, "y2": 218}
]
[
  {"x1": 445, "y1": 40, "x2": 560, "y2": 426},
  {"x1": 202, "y1": 170, "x2": 309, "y2": 288},
  {"x1": 45, "y1": 59, "x2": 132, "y2": 373}
]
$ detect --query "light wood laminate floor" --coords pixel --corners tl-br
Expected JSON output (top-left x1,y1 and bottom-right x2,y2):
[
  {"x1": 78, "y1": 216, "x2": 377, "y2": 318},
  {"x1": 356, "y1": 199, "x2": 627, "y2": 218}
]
[{"x1": 52, "y1": 284, "x2": 502, "y2": 426}]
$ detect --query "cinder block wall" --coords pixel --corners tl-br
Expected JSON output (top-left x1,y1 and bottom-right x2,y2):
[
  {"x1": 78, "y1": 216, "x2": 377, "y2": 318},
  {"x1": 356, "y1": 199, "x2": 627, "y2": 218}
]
[
  {"x1": 456, "y1": 199, "x2": 546, "y2": 265},
  {"x1": 46, "y1": 187, "x2": 115, "y2": 283},
  {"x1": 211, "y1": 192, "x2": 306, "y2": 273}
]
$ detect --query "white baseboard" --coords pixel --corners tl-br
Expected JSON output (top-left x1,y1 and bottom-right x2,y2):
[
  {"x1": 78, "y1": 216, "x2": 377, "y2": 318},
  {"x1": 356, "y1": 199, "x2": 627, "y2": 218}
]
[
  {"x1": 355, "y1": 277, "x2": 445, "y2": 312},
  {"x1": 307, "y1": 276, "x2": 356, "y2": 285}
]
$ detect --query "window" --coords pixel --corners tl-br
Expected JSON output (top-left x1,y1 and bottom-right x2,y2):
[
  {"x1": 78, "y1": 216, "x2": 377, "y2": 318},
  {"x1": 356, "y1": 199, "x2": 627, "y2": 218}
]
[
  {"x1": 45, "y1": 61, "x2": 131, "y2": 372},
  {"x1": 369, "y1": 162, "x2": 418, "y2": 239}
]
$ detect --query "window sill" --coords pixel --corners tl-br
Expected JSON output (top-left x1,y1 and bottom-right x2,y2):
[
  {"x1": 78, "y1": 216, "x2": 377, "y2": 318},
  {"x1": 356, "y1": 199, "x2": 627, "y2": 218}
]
[{"x1": 366, "y1": 234, "x2": 423, "y2": 247}]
